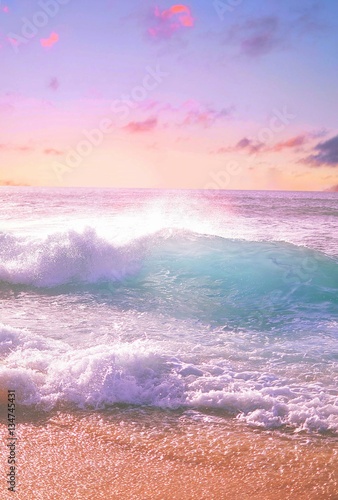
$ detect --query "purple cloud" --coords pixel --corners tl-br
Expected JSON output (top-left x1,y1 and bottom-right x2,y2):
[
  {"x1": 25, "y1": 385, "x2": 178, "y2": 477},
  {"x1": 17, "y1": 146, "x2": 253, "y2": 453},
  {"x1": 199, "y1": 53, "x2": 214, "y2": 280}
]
[
  {"x1": 240, "y1": 17, "x2": 280, "y2": 57},
  {"x1": 48, "y1": 77, "x2": 60, "y2": 91},
  {"x1": 225, "y1": 7, "x2": 325, "y2": 58},
  {"x1": 225, "y1": 16, "x2": 281, "y2": 57},
  {"x1": 216, "y1": 137, "x2": 263, "y2": 155},
  {"x1": 303, "y1": 135, "x2": 338, "y2": 167}
]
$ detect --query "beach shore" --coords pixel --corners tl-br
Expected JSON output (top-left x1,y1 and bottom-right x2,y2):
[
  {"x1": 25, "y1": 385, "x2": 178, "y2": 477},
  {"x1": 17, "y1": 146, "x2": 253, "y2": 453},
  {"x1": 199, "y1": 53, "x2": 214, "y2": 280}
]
[{"x1": 0, "y1": 408, "x2": 337, "y2": 499}]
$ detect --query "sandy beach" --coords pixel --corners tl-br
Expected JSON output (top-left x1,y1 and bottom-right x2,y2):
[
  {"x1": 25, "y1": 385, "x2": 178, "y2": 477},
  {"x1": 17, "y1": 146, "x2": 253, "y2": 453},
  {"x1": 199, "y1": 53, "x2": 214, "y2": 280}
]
[{"x1": 1, "y1": 407, "x2": 337, "y2": 500}]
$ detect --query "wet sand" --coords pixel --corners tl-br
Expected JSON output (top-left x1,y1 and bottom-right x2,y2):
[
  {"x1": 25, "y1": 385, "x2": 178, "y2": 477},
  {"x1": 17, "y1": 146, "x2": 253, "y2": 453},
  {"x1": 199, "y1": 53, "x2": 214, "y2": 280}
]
[{"x1": 0, "y1": 408, "x2": 337, "y2": 499}]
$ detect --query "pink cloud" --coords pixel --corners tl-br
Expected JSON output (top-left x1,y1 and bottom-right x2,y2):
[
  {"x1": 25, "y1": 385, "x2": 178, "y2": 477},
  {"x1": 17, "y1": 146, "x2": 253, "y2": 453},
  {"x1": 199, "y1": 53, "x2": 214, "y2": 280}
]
[
  {"x1": 148, "y1": 4, "x2": 194, "y2": 39},
  {"x1": 40, "y1": 32, "x2": 59, "y2": 49},
  {"x1": 1, "y1": 6, "x2": 9, "y2": 13},
  {"x1": 268, "y1": 134, "x2": 308, "y2": 152},
  {"x1": 0, "y1": 143, "x2": 65, "y2": 156},
  {"x1": 125, "y1": 118, "x2": 158, "y2": 133},
  {"x1": 44, "y1": 148, "x2": 64, "y2": 156},
  {"x1": 179, "y1": 101, "x2": 233, "y2": 128},
  {"x1": 137, "y1": 99, "x2": 233, "y2": 128},
  {"x1": 0, "y1": 143, "x2": 34, "y2": 152},
  {"x1": 181, "y1": 109, "x2": 226, "y2": 128},
  {"x1": 163, "y1": 5, "x2": 194, "y2": 26}
]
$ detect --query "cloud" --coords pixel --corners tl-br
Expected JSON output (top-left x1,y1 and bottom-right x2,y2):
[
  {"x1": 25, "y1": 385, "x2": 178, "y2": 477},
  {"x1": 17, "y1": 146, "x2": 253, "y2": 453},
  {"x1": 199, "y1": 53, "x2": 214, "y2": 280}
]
[
  {"x1": 324, "y1": 184, "x2": 338, "y2": 192},
  {"x1": 235, "y1": 137, "x2": 264, "y2": 153},
  {"x1": 0, "y1": 180, "x2": 29, "y2": 186},
  {"x1": 240, "y1": 17, "x2": 280, "y2": 57},
  {"x1": 137, "y1": 99, "x2": 234, "y2": 129},
  {"x1": 225, "y1": 7, "x2": 325, "y2": 58},
  {"x1": 0, "y1": 143, "x2": 64, "y2": 156},
  {"x1": 148, "y1": 4, "x2": 194, "y2": 39},
  {"x1": 303, "y1": 135, "x2": 338, "y2": 167},
  {"x1": 0, "y1": 92, "x2": 54, "y2": 112},
  {"x1": 40, "y1": 32, "x2": 59, "y2": 49},
  {"x1": 0, "y1": 143, "x2": 33, "y2": 152},
  {"x1": 1, "y1": 5, "x2": 9, "y2": 14},
  {"x1": 44, "y1": 148, "x2": 64, "y2": 156},
  {"x1": 216, "y1": 137, "x2": 263, "y2": 155},
  {"x1": 125, "y1": 117, "x2": 158, "y2": 133},
  {"x1": 181, "y1": 106, "x2": 233, "y2": 128},
  {"x1": 48, "y1": 77, "x2": 60, "y2": 91},
  {"x1": 268, "y1": 134, "x2": 308, "y2": 152},
  {"x1": 215, "y1": 132, "x2": 321, "y2": 156},
  {"x1": 181, "y1": 109, "x2": 214, "y2": 127},
  {"x1": 292, "y1": 3, "x2": 326, "y2": 36},
  {"x1": 226, "y1": 16, "x2": 281, "y2": 57}
]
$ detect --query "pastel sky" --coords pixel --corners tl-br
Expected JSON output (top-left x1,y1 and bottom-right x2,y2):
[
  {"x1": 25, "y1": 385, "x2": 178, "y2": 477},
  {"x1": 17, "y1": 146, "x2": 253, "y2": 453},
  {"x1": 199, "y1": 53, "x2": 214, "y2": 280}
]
[{"x1": 1, "y1": 0, "x2": 338, "y2": 190}]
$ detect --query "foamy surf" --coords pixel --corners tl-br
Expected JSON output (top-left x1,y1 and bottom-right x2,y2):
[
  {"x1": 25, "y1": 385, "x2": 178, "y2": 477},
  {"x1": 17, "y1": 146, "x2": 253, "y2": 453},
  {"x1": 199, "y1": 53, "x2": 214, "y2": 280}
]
[{"x1": 1, "y1": 323, "x2": 337, "y2": 433}]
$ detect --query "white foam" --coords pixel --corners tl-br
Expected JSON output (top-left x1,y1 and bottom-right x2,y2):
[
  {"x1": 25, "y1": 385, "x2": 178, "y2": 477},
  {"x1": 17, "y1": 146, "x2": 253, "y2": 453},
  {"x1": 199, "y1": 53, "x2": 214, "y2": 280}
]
[
  {"x1": 0, "y1": 228, "x2": 142, "y2": 287},
  {"x1": 1, "y1": 322, "x2": 337, "y2": 433}
]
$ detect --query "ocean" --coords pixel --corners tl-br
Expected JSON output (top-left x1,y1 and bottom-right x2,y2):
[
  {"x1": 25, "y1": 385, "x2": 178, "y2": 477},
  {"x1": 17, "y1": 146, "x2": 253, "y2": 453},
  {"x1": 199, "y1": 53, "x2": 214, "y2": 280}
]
[{"x1": 0, "y1": 187, "x2": 337, "y2": 499}]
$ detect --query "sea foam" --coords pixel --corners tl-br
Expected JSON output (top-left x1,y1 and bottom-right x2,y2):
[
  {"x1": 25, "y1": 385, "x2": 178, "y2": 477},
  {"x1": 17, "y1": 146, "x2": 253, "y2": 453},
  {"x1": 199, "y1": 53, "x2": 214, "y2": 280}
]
[{"x1": 1, "y1": 323, "x2": 337, "y2": 433}]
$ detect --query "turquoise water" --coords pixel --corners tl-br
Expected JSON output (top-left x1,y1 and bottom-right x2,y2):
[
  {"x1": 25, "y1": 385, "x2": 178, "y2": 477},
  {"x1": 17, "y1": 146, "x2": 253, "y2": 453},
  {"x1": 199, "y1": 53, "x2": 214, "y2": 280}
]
[{"x1": 0, "y1": 188, "x2": 337, "y2": 433}]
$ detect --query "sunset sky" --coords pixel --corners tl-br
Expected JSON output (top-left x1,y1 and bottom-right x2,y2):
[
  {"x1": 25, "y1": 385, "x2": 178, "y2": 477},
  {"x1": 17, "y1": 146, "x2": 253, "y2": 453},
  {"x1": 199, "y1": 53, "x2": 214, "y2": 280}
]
[{"x1": 1, "y1": 0, "x2": 338, "y2": 190}]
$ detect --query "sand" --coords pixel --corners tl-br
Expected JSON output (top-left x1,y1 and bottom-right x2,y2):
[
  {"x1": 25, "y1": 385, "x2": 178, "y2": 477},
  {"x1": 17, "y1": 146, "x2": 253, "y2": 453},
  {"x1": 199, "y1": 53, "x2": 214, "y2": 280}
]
[{"x1": 0, "y1": 407, "x2": 337, "y2": 499}]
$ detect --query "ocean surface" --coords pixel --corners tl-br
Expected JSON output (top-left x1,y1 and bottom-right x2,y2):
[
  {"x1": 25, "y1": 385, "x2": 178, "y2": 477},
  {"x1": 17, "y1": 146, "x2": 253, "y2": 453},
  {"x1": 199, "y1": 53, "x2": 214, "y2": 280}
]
[{"x1": 0, "y1": 187, "x2": 337, "y2": 435}]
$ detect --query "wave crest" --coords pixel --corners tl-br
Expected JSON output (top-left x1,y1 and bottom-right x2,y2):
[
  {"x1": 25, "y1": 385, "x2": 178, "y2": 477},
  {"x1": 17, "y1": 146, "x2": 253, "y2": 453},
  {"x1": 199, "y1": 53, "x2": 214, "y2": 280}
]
[{"x1": 0, "y1": 228, "x2": 142, "y2": 287}]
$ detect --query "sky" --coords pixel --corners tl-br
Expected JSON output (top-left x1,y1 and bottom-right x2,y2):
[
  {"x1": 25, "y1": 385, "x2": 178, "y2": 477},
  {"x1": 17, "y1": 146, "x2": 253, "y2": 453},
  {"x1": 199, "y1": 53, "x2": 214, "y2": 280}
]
[{"x1": 1, "y1": 0, "x2": 338, "y2": 191}]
